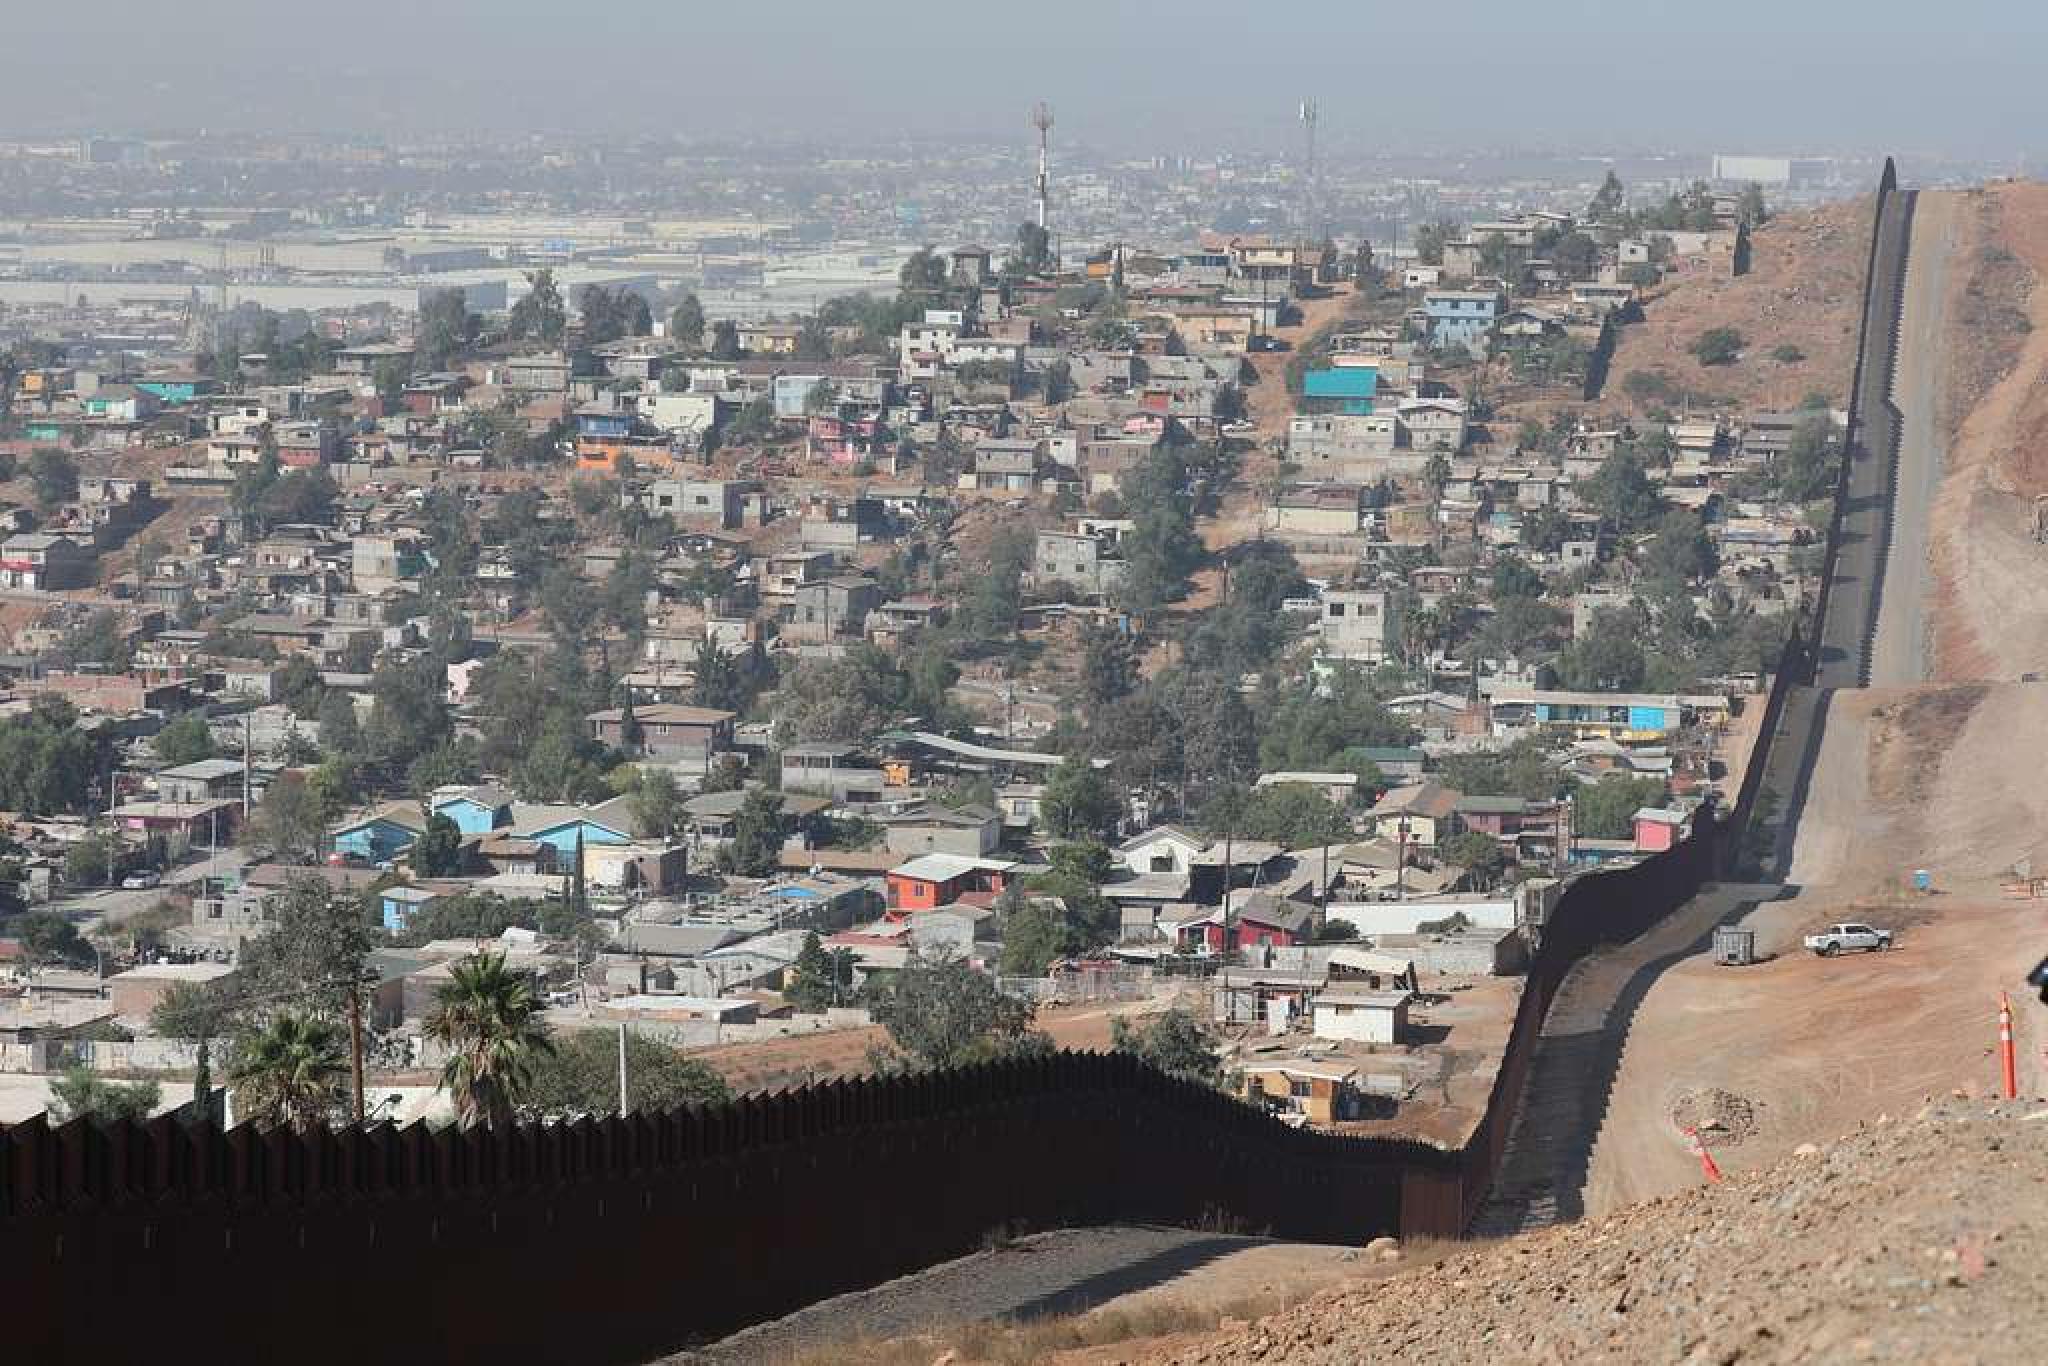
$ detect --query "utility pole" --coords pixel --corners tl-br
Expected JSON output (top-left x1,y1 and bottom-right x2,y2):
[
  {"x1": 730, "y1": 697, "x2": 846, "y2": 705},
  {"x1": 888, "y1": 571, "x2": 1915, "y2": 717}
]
[
  {"x1": 240, "y1": 711, "x2": 252, "y2": 823},
  {"x1": 346, "y1": 978, "x2": 366, "y2": 1123}
]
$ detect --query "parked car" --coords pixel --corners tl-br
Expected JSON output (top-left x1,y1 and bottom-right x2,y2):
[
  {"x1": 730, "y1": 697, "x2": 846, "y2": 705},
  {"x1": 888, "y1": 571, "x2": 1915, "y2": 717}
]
[
  {"x1": 120, "y1": 872, "x2": 161, "y2": 890},
  {"x1": 1803, "y1": 922, "x2": 1893, "y2": 956}
]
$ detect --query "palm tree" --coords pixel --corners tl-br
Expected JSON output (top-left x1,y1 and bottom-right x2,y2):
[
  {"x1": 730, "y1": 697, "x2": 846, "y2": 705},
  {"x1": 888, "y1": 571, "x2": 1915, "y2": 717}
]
[
  {"x1": 228, "y1": 1013, "x2": 346, "y2": 1131},
  {"x1": 425, "y1": 953, "x2": 553, "y2": 1128}
]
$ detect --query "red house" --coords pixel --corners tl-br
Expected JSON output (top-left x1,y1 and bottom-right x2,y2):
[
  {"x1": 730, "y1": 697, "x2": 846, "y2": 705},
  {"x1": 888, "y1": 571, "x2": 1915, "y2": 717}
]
[
  {"x1": 1632, "y1": 807, "x2": 1688, "y2": 853},
  {"x1": 885, "y1": 854, "x2": 1016, "y2": 913},
  {"x1": 1173, "y1": 895, "x2": 1313, "y2": 954}
]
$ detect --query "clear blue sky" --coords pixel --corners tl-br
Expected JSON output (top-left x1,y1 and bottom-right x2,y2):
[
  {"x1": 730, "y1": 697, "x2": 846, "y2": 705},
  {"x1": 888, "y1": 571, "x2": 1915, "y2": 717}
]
[{"x1": 3, "y1": 1, "x2": 2044, "y2": 158}]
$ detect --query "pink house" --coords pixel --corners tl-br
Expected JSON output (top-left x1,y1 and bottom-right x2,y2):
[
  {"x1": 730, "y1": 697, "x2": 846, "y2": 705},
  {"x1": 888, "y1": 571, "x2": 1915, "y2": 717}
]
[{"x1": 1632, "y1": 807, "x2": 1688, "y2": 853}]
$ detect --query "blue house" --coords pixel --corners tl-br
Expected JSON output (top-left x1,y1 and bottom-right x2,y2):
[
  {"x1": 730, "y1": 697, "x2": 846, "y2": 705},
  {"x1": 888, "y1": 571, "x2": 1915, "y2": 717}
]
[
  {"x1": 379, "y1": 885, "x2": 441, "y2": 933},
  {"x1": 432, "y1": 785, "x2": 514, "y2": 836},
  {"x1": 574, "y1": 406, "x2": 635, "y2": 439},
  {"x1": 1424, "y1": 289, "x2": 1504, "y2": 353},
  {"x1": 135, "y1": 376, "x2": 219, "y2": 404},
  {"x1": 331, "y1": 807, "x2": 427, "y2": 864},
  {"x1": 512, "y1": 803, "x2": 635, "y2": 862},
  {"x1": 1301, "y1": 366, "x2": 1378, "y2": 416}
]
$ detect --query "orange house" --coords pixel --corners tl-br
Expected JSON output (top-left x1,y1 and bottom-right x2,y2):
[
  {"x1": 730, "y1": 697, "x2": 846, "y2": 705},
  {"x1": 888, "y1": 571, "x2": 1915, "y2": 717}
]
[
  {"x1": 884, "y1": 853, "x2": 1016, "y2": 913},
  {"x1": 576, "y1": 435, "x2": 681, "y2": 473}
]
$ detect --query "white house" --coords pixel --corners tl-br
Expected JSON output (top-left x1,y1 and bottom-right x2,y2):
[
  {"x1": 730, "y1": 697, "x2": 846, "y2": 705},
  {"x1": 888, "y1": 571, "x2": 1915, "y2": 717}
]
[{"x1": 1312, "y1": 987, "x2": 1411, "y2": 1044}]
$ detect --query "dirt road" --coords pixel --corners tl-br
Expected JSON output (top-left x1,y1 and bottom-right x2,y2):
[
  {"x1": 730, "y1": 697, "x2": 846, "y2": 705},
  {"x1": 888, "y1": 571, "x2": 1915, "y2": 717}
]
[
  {"x1": 1870, "y1": 191, "x2": 1958, "y2": 687},
  {"x1": 685, "y1": 1228, "x2": 1354, "y2": 1364}
]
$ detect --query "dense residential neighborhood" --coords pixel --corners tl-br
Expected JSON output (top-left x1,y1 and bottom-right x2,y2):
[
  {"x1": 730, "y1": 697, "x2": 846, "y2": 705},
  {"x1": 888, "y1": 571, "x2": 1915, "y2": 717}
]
[{"x1": 0, "y1": 135, "x2": 1840, "y2": 1142}]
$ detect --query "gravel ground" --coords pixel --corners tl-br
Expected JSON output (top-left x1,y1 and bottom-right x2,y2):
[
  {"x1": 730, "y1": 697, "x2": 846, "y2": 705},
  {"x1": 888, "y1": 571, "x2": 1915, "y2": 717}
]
[
  {"x1": 671, "y1": 1227, "x2": 1303, "y2": 1364},
  {"x1": 1170, "y1": 1102, "x2": 2048, "y2": 1364}
]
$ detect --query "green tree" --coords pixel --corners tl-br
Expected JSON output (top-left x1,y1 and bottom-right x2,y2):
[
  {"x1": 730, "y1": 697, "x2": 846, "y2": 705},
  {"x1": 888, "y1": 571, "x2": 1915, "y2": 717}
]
[
  {"x1": 1004, "y1": 221, "x2": 1055, "y2": 277},
  {"x1": 0, "y1": 701, "x2": 102, "y2": 815},
  {"x1": 524, "y1": 1028, "x2": 729, "y2": 1117},
  {"x1": 235, "y1": 878, "x2": 374, "y2": 1021},
  {"x1": 46, "y1": 1067, "x2": 160, "y2": 1124},
  {"x1": 409, "y1": 813, "x2": 465, "y2": 877},
  {"x1": 996, "y1": 893, "x2": 1076, "y2": 976},
  {"x1": 1737, "y1": 183, "x2": 1770, "y2": 228},
  {"x1": 867, "y1": 949, "x2": 1045, "y2": 1070},
  {"x1": 785, "y1": 930, "x2": 848, "y2": 1011},
  {"x1": 719, "y1": 789, "x2": 785, "y2": 877},
  {"x1": 624, "y1": 765, "x2": 685, "y2": 840},
  {"x1": 1554, "y1": 609, "x2": 1649, "y2": 692},
  {"x1": 1412, "y1": 220, "x2": 1459, "y2": 267},
  {"x1": 425, "y1": 953, "x2": 553, "y2": 1128},
  {"x1": 1774, "y1": 411, "x2": 1837, "y2": 503},
  {"x1": 898, "y1": 246, "x2": 948, "y2": 295},
  {"x1": 1572, "y1": 775, "x2": 1667, "y2": 840},
  {"x1": 228, "y1": 1013, "x2": 346, "y2": 1131},
  {"x1": 1440, "y1": 831, "x2": 1509, "y2": 888},
  {"x1": 508, "y1": 269, "x2": 567, "y2": 345},
  {"x1": 27, "y1": 447, "x2": 78, "y2": 510},
  {"x1": 1040, "y1": 755, "x2": 1120, "y2": 840},
  {"x1": 1581, "y1": 448, "x2": 1665, "y2": 534},
  {"x1": 1642, "y1": 508, "x2": 1717, "y2": 587},
  {"x1": 1586, "y1": 170, "x2": 1626, "y2": 223},
  {"x1": 668, "y1": 293, "x2": 706, "y2": 350},
  {"x1": 12, "y1": 909, "x2": 91, "y2": 966},
  {"x1": 1204, "y1": 783, "x2": 1352, "y2": 848},
  {"x1": 1117, "y1": 448, "x2": 1204, "y2": 612},
  {"x1": 1080, "y1": 626, "x2": 1139, "y2": 706},
  {"x1": 1690, "y1": 326, "x2": 1744, "y2": 366},
  {"x1": 577, "y1": 284, "x2": 652, "y2": 344},
  {"x1": 708, "y1": 319, "x2": 741, "y2": 360},
  {"x1": 151, "y1": 713, "x2": 215, "y2": 766},
  {"x1": 317, "y1": 691, "x2": 363, "y2": 753},
  {"x1": 240, "y1": 774, "x2": 328, "y2": 862},
  {"x1": 1110, "y1": 1008, "x2": 1221, "y2": 1087},
  {"x1": 416, "y1": 288, "x2": 478, "y2": 370}
]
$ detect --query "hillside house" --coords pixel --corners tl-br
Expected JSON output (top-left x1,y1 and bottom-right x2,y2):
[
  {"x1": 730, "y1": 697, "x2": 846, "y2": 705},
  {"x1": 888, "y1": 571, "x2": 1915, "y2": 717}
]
[
  {"x1": 1318, "y1": 588, "x2": 1404, "y2": 663},
  {"x1": 885, "y1": 853, "x2": 1016, "y2": 912}
]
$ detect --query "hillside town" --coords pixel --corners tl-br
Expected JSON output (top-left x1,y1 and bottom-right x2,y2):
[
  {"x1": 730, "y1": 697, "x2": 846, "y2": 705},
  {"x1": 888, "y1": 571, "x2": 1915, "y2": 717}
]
[{"x1": 0, "y1": 157, "x2": 1831, "y2": 1136}]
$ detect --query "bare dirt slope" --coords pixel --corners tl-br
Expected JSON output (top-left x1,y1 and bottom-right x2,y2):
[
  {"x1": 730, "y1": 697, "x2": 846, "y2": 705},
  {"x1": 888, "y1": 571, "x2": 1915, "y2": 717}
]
[
  {"x1": 1605, "y1": 197, "x2": 1872, "y2": 416},
  {"x1": 1928, "y1": 181, "x2": 2048, "y2": 681},
  {"x1": 1167, "y1": 1102, "x2": 2048, "y2": 1365}
]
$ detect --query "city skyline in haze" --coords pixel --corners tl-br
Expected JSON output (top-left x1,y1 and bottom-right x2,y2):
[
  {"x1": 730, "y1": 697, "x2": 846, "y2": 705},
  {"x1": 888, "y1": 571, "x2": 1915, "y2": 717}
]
[{"x1": 1, "y1": 1, "x2": 2043, "y2": 164}]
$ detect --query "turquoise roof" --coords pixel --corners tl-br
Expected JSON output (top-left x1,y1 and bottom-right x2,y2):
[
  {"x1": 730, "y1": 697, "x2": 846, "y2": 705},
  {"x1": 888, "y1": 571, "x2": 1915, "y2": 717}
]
[{"x1": 1303, "y1": 367, "x2": 1378, "y2": 400}]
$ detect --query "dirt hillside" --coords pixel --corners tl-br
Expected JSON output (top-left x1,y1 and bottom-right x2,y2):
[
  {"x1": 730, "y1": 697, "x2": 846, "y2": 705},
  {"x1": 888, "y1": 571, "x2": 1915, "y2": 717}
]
[
  {"x1": 1605, "y1": 197, "x2": 1871, "y2": 416},
  {"x1": 1166, "y1": 1102, "x2": 2048, "y2": 1365},
  {"x1": 1928, "y1": 180, "x2": 2048, "y2": 681}
]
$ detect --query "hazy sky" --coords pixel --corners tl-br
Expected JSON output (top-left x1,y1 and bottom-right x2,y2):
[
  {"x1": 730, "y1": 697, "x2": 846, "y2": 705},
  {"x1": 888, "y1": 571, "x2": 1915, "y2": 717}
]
[{"x1": 3, "y1": 1, "x2": 2044, "y2": 159}]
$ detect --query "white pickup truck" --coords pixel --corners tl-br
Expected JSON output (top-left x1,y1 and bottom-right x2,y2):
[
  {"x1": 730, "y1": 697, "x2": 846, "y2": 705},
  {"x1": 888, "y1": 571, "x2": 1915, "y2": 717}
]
[{"x1": 1803, "y1": 922, "x2": 1894, "y2": 956}]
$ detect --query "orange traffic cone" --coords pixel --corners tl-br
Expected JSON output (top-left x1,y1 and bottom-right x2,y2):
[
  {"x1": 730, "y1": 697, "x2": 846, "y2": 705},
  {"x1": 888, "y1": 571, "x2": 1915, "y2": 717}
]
[{"x1": 1683, "y1": 1126, "x2": 1724, "y2": 1183}]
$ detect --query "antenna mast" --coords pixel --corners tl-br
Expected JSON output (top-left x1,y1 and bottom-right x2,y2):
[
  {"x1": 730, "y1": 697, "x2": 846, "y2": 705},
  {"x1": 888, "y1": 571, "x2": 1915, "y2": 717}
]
[
  {"x1": 1299, "y1": 99, "x2": 1320, "y2": 241},
  {"x1": 1032, "y1": 102, "x2": 1054, "y2": 233}
]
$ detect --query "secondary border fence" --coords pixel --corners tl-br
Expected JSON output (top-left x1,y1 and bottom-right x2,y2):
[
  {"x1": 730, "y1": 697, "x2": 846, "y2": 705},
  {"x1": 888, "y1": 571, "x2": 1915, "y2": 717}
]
[{"x1": 0, "y1": 166, "x2": 1909, "y2": 1366}]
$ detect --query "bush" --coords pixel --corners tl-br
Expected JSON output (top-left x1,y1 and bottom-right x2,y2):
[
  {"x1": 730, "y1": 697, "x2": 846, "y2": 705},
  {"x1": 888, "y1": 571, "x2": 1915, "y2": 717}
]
[
  {"x1": 1769, "y1": 343, "x2": 1805, "y2": 364},
  {"x1": 1689, "y1": 327, "x2": 1744, "y2": 366}
]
